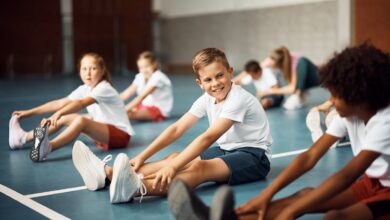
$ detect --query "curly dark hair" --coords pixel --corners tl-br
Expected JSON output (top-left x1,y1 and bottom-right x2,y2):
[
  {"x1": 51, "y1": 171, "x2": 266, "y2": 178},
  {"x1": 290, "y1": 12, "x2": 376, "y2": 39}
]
[{"x1": 319, "y1": 43, "x2": 390, "y2": 111}]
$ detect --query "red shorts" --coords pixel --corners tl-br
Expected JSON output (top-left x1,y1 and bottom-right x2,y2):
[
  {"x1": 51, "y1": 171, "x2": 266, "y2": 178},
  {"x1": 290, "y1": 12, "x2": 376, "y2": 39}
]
[
  {"x1": 95, "y1": 124, "x2": 130, "y2": 150},
  {"x1": 351, "y1": 174, "x2": 390, "y2": 219},
  {"x1": 136, "y1": 104, "x2": 166, "y2": 122}
]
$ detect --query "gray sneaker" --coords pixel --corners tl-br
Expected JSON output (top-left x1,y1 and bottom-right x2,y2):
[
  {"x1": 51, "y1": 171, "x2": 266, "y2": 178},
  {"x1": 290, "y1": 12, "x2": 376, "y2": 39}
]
[
  {"x1": 30, "y1": 123, "x2": 51, "y2": 162},
  {"x1": 210, "y1": 186, "x2": 238, "y2": 220},
  {"x1": 168, "y1": 179, "x2": 209, "y2": 220}
]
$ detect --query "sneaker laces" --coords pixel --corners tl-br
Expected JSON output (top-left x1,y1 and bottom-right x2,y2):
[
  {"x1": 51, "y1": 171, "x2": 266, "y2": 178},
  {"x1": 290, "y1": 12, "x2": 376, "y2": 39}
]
[
  {"x1": 102, "y1": 155, "x2": 112, "y2": 164},
  {"x1": 136, "y1": 174, "x2": 147, "y2": 203}
]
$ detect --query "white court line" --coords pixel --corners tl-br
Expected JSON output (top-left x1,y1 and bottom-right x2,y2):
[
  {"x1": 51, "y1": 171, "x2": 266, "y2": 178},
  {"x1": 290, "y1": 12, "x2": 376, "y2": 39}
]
[
  {"x1": 0, "y1": 184, "x2": 70, "y2": 220},
  {"x1": 271, "y1": 148, "x2": 307, "y2": 158},
  {"x1": 26, "y1": 186, "x2": 87, "y2": 198}
]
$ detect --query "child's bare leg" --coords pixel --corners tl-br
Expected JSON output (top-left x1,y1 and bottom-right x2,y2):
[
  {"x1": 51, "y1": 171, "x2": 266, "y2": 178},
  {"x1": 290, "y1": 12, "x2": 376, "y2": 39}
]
[
  {"x1": 260, "y1": 98, "x2": 273, "y2": 109},
  {"x1": 127, "y1": 109, "x2": 154, "y2": 121},
  {"x1": 138, "y1": 158, "x2": 230, "y2": 196},
  {"x1": 324, "y1": 202, "x2": 373, "y2": 220},
  {"x1": 238, "y1": 187, "x2": 358, "y2": 220},
  {"x1": 25, "y1": 114, "x2": 79, "y2": 142},
  {"x1": 50, "y1": 115, "x2": 109, "y2": 151}
]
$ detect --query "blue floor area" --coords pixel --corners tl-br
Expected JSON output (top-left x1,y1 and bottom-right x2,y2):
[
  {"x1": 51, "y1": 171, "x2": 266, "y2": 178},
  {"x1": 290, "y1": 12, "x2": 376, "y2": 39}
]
[{"x1": 0, "y1": 74, "x2": 353, "y2": 219}]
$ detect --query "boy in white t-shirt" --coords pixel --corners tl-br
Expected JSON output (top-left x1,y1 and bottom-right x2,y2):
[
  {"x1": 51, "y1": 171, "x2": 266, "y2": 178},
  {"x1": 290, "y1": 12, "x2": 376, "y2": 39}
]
[
  {"x1": 72, "y1": 48, "x2": 272, "y2": 206},
  {"x1": 120, "y1": 51, "x2": 173, "y2": 121},
  {"x1": 174, "y1": 43, "x2": 390, "y2": 220},
  {"x1": 8, "y1": 53, "x2": 134, "y2": 162},
  {"x1": 234, "y1": 60, "x2": 283, "y2": 109}
]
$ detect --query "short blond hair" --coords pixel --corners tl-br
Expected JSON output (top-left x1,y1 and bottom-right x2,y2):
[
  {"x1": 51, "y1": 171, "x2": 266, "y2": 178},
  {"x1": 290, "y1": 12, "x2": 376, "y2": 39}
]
[{"x1": 192, "y1": 48, "x2": 230, "y2": 78}]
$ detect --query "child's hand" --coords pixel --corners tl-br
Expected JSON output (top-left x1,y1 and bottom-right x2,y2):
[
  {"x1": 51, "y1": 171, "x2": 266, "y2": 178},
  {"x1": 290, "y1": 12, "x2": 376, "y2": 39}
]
[
  {"x1": 235, "y1": 194, "x2": 271, "y2": 220},
  {"x1": 12, "y1": 110, "x2": 31, "y2": 119},
  {"x1": 42, "y1": 112, "x2": 61, "y2": 128},
  {"x1": 129, "y1": 156, "x2": 145, "y2": 172},
  {"x1": 144, "y1": 165, "x2": 177, "y2": 191}
]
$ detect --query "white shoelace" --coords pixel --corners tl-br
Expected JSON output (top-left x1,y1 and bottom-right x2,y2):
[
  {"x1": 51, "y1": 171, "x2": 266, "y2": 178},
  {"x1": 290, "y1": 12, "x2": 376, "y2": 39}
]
[
  {"x1": 136, "y1": 174, "x2": 147, "y2": 203},
  {"x1": 102, "y1": 155, "x2": 112, "y2": 164}
]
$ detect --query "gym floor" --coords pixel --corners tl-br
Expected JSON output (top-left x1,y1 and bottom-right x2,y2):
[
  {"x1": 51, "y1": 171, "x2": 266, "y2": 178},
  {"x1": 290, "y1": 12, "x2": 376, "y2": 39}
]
[{"x1": 0, "y1": 74, "x2": 352, "y2": 219}]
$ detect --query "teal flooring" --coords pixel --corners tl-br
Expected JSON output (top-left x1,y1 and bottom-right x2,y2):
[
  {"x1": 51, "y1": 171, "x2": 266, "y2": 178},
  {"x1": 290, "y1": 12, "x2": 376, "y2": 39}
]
[{"x1": 0, "y1": 74, "x2": 353, "y2": 219}]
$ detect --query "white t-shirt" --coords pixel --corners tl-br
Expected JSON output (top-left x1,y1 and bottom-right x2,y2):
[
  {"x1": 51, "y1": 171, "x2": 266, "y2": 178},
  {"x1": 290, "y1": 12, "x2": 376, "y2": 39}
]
[
  {"x1": 133, "y1": 70, "x2": 173, "y2": 117},
  {"x1": 326, "y1": 105, "x2": 390, "y2": 186},
  {"x1": 189, "y1": 84, "x2": 273, "y2": 159},
  {"x1": 241, "y1": 68, "x2": 278, "y2": 92},
  {"x1": 68, "y1": 80, "x2": 135, "y2": 135}
]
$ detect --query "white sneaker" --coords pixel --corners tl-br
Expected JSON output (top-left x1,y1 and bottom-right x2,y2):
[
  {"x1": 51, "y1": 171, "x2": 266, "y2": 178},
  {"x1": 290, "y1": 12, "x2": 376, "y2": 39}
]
[
  {"x1": 30, "y1": 124, "x2": 52, "y2": 162},
  {"x1": 283, "y1": 94, "x2": 305, "y2": 110},
  {"x1": 72, "y1": 140, "x2": 112, "y2": 191},
  {"x1": 325, "y1": 109, "x2": 338, "y2": 128},
  {"x1": 306, "y1": 110, "x2": 323, "y2": 142},
  {"x1": 9, "y1": 116, "x2": 27, "y2": 150},
  {"x1": 110, "y1": 153, "x2": 147, "y2": 203}
]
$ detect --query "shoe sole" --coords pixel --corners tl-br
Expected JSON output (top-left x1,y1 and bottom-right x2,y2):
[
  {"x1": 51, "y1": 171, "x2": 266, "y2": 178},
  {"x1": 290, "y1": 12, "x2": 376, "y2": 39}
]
[
  {"x1": 110, "y1": 154, "x2": 132, "y2": 203},
  {"x1": 30, "y1": 125, "x2": 47, "y2": 162},
  {"x1": 168, "y1": 180, "x2": 206, "y2": 220},
  {"x1": 72, "y1": 141, "x2": 102, "y2": 191},
  {"x1": 210, "y1": 186, "x2": 236, "y2": 220}
]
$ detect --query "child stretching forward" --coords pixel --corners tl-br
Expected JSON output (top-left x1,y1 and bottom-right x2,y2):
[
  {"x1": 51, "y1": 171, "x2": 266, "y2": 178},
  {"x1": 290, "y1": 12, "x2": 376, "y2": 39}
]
[
  {"x1": 120, "y1": 51, "x2": 173, "y2": 121},
  {"x1": 169, "y1": 43, "x2": 390, "y2": 220},
  {"x1": 72, "y1": 48, "x2": 272, "y2": 204},
  {"x1": 234, "y1": 60, "x2": 283, "y2": 109},
  {"x1": 9, "y1": 53, "x2": 134, "y2": 162}
]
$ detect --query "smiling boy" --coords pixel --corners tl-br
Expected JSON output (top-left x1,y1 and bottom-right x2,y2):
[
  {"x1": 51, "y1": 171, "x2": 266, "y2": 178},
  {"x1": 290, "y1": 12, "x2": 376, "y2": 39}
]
[{"x1": 72, "y1": 48, "x2": 272, "y2": 208}]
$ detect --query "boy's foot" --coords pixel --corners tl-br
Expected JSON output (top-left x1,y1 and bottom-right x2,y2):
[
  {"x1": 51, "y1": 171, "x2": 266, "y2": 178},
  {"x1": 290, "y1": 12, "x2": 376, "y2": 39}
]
[
  {"x1": 72, "y1": 140, "x2": 112, "y2": 191},
  {"x1": 306, "y1": 110, "x2": 323, "y2": 142},
  {"x1": 9, "y1": 116, "x2": 27, "y2": 150},
  {"x1": 283, "y1": 94, "x2": 305, "y2": 110},
  {"x1": 210, "y1": 185, "x2": 238, "y2": 220},
  {"x1": 110, "y1": 153, "x2": 147, "y2": 203},
  {"x1": 30, "y1": 124, "x2": 51, "y2": 162},
  {"x1": 168, "y1": 179, "x2": 209, "y2": 220}
]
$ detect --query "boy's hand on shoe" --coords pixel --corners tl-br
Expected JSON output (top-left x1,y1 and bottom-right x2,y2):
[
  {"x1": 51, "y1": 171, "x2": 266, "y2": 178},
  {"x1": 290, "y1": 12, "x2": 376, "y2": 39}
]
[
  {"x1": 129, "y1": 156, "x2": 145, "y2": 172},
  {"x1": 144, "y1": 165, "x2": 177, "y2": 191}
]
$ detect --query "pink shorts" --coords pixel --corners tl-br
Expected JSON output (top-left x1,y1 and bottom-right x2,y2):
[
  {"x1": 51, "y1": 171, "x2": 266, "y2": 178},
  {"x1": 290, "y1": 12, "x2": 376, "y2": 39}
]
[
  {"x1": 95, "y1": 124, "x2": 130, "y2": 150},
  {"x1": 136, "y1": 104, "x2": 166, "y2": 122}
]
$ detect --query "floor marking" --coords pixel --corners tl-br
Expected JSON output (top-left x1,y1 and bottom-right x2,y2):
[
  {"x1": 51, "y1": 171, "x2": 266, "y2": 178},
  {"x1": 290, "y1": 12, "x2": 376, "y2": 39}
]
[
  {"x1": 0, "y1": 184, "x2": 70, "y2": 220},
  {"x1": 272, "y1": 148, "x2": 307, "y2": 158},
  {"x1": 26, "y1": 186, "x2": 87, "y2": 198}
]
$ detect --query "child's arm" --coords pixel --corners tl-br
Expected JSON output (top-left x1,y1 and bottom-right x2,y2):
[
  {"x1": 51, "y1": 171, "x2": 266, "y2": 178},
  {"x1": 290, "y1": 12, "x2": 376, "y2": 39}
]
[
  {"x1": 236, "y1": 133, "x2": 339, "y2": 217},
  {"x1": 119, "y1": 83, "x2": 137, "y2": 101},
  {"x1": 45, "y1": 97, "x2": 96, "y2": 127},
  {"x1": 130, "y1": 112, "x2": 199, "y2": 171},
  {"x1": 233, "y1": 71, "x2": 248, "y2": 85},
  {"x1": 13, "y1": 97, "x2": 71, "y2": 119},
  {"x1": 277, "y1": 150, "x2": 380, "y2": 219},
  {"x1": 125, "y1": 86, "x2": 157, "y2": 111},
  {"x1": 145, "y1": 117, "x2": 235, "y2": 190}
]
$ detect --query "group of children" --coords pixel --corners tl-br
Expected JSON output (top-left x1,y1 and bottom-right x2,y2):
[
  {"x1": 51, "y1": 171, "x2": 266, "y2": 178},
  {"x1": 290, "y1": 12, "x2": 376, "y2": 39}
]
[{"x1": 8, "y1": 43, "x2": 390, "y2": 220}]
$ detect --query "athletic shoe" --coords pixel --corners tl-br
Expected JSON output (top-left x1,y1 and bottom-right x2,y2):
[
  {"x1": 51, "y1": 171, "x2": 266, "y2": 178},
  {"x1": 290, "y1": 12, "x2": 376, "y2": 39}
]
[
  {"x1": 325, "y1": 109, "x2": 338, "y2": 128},
  {"x1": 306, "y1": 110, "x2": 323, "y2": 142},
  {"x1": 30, "y1": 123, "x2": 51, "y2": 162},
  {"x1": 72, "y1": 140, "x2": 112, "y2": 191},
  {"x1": 9, "y1": 115, "x2": 27, "y2": 150},
  {"x1": 110, "y1": 153, "x2": 147, "y2": 203},
  {"x1": 168, "y1": 179, "x2": 209, "y2": 220},
  {"x1": 210, "y1": 185, "x2": 238, "y2": 220},
  {"x1": 283, "y1": 94, "x2": 305, "y2": 110}
]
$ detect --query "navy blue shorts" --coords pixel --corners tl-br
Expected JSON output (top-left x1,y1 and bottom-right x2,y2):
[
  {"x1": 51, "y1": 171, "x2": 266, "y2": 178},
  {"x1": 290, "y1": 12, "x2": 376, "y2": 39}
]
[
  {"x1": 261, "y1": 94, "x2": 284, "y2": 108},
  {"x1": 200, "y1": 146, "x2": 270, "y2": 185}
]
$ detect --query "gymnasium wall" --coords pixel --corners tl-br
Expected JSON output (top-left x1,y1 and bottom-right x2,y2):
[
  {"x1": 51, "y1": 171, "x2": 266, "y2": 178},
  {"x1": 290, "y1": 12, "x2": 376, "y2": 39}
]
[{"x1": 155, "y1": 0, "x2": 340, "y2": 73}]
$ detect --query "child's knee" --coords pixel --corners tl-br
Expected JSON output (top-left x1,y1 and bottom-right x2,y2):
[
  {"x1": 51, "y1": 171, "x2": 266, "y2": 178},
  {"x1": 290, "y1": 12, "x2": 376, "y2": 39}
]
[
  {"x1": 188, "y1": 160, "x2": 207, "y2": 174},
  {"x1": 324, "y1": 210, "x2": 345, "y2": 220}
]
